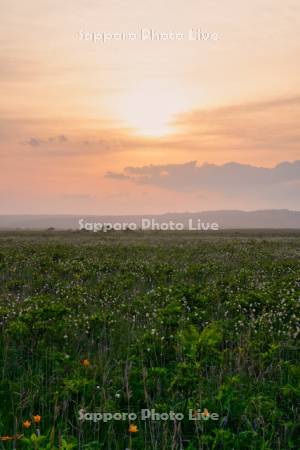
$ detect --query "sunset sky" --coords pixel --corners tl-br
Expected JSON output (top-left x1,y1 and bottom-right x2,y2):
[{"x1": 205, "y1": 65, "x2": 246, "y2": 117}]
[{"x1": 1, "y1": 0, "x2": 299, "y2": 214}]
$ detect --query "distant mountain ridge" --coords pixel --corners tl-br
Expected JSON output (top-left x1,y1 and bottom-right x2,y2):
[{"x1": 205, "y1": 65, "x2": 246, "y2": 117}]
[{"x1": 0, "y1": 210, "x2": 300, "y2": 229}]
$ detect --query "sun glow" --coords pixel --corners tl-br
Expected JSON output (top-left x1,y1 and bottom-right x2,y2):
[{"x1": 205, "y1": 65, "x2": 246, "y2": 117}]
[{"x1": 117, "y1": 80, "x2": 188, "y2": 137}]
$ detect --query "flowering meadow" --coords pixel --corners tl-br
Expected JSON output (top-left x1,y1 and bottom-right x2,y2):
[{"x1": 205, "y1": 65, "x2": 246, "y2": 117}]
[{"x1": 0, "y1": 230, "x2": 299, "y2": 449}]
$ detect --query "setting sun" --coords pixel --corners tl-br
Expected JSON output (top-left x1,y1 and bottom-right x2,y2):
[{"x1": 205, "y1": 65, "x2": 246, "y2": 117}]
[{"x1": 116, "y1": 80, "x2": 188, "y2": 137}]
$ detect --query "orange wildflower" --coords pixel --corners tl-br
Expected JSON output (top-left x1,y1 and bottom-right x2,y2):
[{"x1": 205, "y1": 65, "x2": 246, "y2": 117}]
[
  {"x1": 202, "y1": 408, "x2": 210, "y2": 417},
  {"x1": 81, "y1": 359, "x2": 90, "y2": 367},
  {"x1": 23, "y1": 420, "x2": 31, "y2": 429},
  {"x1": 128, "y1": 424, "x2": 138, "y2": 433},
  {"x1": 33, "y1": 415, "x2": 42, "y2": 423}
]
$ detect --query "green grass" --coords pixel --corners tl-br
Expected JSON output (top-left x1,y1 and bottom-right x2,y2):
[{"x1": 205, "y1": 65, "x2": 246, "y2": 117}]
[{"x1": 0, "y1": 230, "x2": 299, "y2": 449}]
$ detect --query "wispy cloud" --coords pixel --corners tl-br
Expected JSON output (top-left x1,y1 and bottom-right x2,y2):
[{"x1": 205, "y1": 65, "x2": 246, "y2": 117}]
[
  {"x1": 23, "y1": 135, "x2": 68, "y2": 146},
  {"x1": 105, "y1": 171, "x2": 131, "y2": 180},
  {"x1": 172, "y1": 95, "x2": 300, "y2": 155},
  {"x1": 2, "y1": 93, "x2": 300, "y2": 165}
]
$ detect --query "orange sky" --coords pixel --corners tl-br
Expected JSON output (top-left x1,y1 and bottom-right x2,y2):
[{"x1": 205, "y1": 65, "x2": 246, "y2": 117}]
[{"x1": 0, "y1": 0, "x2": 299, "y2": 213}]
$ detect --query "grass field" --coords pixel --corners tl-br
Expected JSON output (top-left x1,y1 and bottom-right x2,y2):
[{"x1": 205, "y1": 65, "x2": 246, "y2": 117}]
[{"x1": 0, "y1": 230, "x2": 299, "y2": 449}]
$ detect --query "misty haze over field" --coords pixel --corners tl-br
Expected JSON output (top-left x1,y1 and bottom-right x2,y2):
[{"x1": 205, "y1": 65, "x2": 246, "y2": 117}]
[{"x1": 1, "y1": 210, "x2": 300, "y2": 230}]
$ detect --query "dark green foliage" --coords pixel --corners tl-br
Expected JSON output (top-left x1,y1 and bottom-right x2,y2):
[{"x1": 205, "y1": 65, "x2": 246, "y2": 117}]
[{"x1": 0, "y1": 230, "x2": 299, "y2": 449}]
